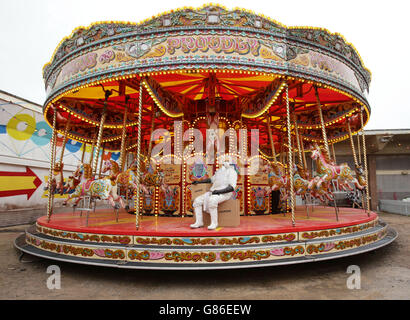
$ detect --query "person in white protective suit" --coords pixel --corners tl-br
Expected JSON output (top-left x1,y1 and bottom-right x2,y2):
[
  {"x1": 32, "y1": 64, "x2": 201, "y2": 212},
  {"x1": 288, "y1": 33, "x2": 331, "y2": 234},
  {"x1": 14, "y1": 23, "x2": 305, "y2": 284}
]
[{"x1": 190, "y1": 161, "x2": 238, "y2": 230}]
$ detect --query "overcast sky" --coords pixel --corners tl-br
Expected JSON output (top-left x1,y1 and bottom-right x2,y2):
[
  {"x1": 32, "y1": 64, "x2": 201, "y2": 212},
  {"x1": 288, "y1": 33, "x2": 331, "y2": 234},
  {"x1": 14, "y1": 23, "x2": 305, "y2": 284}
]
[{"x1": 1, "y1": 0, "x2": 409, "y2": 130}]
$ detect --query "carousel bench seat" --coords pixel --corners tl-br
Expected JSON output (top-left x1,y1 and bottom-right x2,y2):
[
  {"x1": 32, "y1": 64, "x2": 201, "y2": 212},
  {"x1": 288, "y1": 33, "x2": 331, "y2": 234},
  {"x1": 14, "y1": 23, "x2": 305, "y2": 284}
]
[
  {"x1": 191, "y1": 183, "x2": 240, "y2": 228},
  {"x1": 203, "y1": 198, "x2": 240, "y2": 228}
]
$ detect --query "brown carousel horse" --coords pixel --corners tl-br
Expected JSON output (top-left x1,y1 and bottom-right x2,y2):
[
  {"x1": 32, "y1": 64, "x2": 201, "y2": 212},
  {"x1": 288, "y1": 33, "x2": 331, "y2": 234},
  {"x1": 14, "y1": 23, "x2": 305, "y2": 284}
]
[
  {"x1": 66, "y1": 162, "x2": 83, "y2": 192},
  {"x1": 105, "y1": 159, "x2": 167, "y2": 211},
  {"x1": 262, "y1": 162, "x2": 288, "y2": 192},
  {"x1": 45, "y1": 162, "x2": 65, "y2": 195}
]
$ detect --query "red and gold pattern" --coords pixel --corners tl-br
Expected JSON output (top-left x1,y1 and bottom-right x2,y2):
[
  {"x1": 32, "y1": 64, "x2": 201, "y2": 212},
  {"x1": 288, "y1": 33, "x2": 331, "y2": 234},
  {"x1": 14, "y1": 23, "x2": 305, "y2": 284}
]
[{"x1": 37, "y1": 224, "x2": 132, "y2": 245}]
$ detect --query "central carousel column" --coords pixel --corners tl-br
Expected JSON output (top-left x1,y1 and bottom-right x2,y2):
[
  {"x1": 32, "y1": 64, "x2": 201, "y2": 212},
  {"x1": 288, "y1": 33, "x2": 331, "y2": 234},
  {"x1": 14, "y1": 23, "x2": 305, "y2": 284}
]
[{"x1": 285, "y1": 83, "x2": 296, "y2": 227}]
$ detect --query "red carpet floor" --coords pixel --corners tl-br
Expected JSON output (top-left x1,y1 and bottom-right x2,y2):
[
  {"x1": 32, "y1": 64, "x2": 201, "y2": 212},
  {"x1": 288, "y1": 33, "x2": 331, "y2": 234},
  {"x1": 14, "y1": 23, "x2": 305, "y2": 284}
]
[{"x1": 38, "y1": 206, "x2": 378, "y2": 237}]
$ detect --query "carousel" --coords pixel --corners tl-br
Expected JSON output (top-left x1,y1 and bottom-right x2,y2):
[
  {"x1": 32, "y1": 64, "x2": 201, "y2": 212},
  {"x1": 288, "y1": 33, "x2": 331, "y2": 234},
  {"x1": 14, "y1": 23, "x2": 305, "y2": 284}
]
[{"x1": 15, "y1": 4, "x2": 397, "y2": 269}]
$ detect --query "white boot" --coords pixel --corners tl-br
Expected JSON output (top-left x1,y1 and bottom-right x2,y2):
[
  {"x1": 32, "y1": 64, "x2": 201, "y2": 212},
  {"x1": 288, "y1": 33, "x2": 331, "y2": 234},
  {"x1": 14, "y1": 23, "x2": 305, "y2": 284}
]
[
  {"x1": 207, "y1": 208, "x2": 218, "y2": 230},
  {"x1": 190, "y1": 206, "x2": 204, "y2": 228}
]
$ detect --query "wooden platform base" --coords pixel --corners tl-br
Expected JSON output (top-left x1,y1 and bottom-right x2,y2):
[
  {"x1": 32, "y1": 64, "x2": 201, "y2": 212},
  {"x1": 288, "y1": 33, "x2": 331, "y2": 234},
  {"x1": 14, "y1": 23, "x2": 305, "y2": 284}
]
[{"x1": 14, "y1": 206, "x2": 397, "y2": 270}]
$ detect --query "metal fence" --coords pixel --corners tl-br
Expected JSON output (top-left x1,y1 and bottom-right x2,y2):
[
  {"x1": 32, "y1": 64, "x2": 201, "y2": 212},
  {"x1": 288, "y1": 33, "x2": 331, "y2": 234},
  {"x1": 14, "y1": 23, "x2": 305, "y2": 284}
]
[{"x1": 379, "y1": 199, "x2": 410, "y2": 216}]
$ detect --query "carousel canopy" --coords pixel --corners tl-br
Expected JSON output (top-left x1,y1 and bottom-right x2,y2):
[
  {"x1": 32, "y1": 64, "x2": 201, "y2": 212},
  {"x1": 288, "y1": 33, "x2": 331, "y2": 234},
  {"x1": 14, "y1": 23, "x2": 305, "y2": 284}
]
[{"x1": 42, "y1": 4, "x2": 371, "y2": 154}]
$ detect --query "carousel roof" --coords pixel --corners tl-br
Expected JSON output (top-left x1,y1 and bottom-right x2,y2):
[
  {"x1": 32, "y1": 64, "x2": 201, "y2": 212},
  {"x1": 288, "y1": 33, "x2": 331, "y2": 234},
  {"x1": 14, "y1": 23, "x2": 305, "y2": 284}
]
[{"x1": 42, "y1": 4, "x2": 372, "y2": 153}]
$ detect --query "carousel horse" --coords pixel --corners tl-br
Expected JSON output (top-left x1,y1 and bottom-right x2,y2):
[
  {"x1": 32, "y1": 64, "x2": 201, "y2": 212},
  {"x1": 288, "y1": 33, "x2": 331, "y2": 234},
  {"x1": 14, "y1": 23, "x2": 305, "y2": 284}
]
[
  {"x1": 62, "y1": 162, "x2": 125, "y2": 209},
  {"x1": 287, "y1": 164, "x2": 334, "y2": 203},
  {"x1": 45, "y1": 162, "x2": 65, "y2": 195},
  {"x1": 295, "y1": 171, "x2": 334, "y2": 203},
  {"x1": 118, "y1": 159, "x2": 167, "y2": 210},
  {"x1": 309, "y1": 144, "x2": 365, "y2": 191},
  {"x1": 355, "y1": 163, "x2": 367, "y2": 188},
  {"x1": 102, "y1": 159, "x2": 141, "y2": 209},
  {"x1": 66, "y1": 162, "x2": 84, "y2": 192},
  {"x1": 261, "y1": 162, "x2": 291, "y2": 204},
  {"x1": 262, "y1": 162, "x2": 288, "y2": 192},
  {"x1": 129, "y1": 159, "x2": 166, "y2": 191}
]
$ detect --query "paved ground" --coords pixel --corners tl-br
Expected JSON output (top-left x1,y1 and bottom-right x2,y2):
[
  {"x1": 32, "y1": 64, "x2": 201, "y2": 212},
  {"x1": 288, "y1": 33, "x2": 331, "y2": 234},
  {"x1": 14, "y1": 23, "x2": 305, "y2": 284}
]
[{"x1": 0, "y1": 212, "x2": 408, "y2": 300}]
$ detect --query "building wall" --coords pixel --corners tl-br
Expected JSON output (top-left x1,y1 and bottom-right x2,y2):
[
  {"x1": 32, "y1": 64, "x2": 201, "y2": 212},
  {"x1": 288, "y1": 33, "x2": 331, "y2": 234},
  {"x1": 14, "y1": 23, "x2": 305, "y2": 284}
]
[
  {"x1": 375, "y1": 155, "x2": 410, "y2": 200},
  {"x1": 0, "y1": 91, "x2": 120, "y2": 211},
  {"x1": 335, "y1": 136, "x2": 410, "y2": 210}
]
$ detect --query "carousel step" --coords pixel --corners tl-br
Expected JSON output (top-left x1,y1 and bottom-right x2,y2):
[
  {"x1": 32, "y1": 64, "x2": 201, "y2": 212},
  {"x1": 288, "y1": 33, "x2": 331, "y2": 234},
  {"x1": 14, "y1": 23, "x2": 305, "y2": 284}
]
[
  {"x1": 14, "y1": 226, "x2": 398, "y2": 270},
  {"x1": 25, "y1": 222, "x2": 388, "y2": 251}
]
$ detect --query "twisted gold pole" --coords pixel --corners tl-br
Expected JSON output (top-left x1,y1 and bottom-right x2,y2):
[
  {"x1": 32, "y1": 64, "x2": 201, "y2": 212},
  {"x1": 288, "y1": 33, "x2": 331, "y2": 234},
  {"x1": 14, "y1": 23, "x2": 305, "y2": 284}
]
[
  {"x1": 81, "y1": 142, "x2": 86, "y2": 163},
  {"x1": 357, "y1": 130, "x2": 362, "y2": 164},
  {"x1": 119, "y1": 103, "x2": 129, "y2": 172},
  {"x1": 89, "y1": 135, "x2": 96, "y2": 167},
  {"x1": 99, "y1": 145, "x2": 105, "y2": 178},
  {"x1": 315, "y1": 86, "x2": 330, "y2": 158},
  {"x1": 294, "y1": 114, "x2": 303, "y2": 168},
  {"x1": 59, "y1": 116, "x2": 71, "y2": 167},
  {"x1": 360, "y1": 109, "x2": 370, "y2": 215},
  {"x1": 47, "y1": 106, "x2": 57, "y2": 222},
  {"x1": 347, "y1": 121, "x2": 358, "y2": 167},
  {"x1": 92, "y1": 103, "x2": 107, "y2": 176},
  {"x1": 331, "y1": 143, "x2": 337, "y2": 163},
  {"x1": 147, "y1": 104, "x2": 156, "y2": 161},
  {"x1": 135, "y1": 81, "x2": 144, "y2": 229},
  {"x1": 267, "y1": 116, "x2": 277, "y2": 163},
  {"x1": 286, "y1": 83, "x2": 295, "y2": 227}
]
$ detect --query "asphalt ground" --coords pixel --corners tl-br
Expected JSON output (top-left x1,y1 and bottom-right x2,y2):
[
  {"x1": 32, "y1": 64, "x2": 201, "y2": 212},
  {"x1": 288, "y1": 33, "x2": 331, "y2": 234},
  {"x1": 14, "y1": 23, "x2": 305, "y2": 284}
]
[{"x1": 0, "y1": 212, "x2": 408, "y2": 300}]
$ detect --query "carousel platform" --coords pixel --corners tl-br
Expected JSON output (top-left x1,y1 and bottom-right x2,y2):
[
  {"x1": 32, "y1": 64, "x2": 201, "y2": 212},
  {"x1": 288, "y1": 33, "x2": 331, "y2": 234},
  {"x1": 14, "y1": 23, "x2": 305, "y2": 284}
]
[{"x1": 14, "y1": 206, "x2": 397, "y2": 270}]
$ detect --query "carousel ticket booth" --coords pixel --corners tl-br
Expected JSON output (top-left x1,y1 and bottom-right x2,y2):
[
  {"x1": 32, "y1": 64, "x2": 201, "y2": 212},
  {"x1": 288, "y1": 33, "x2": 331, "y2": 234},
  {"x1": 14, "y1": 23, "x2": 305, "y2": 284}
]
[{"x1": 14, "y1": 4, "x2": 397, "y2": 269}]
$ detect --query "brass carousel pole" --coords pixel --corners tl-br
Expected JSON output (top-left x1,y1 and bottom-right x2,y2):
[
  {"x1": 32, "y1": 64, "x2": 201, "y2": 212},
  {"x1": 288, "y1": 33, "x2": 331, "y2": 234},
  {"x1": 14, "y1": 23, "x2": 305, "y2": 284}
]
[
  {"x1": 119, "y1": 97, "x2": 129, "y2": 172},
  {"x1": 293, "y1": 114, "x2": 303, "y2": 168},
  {"x1": 331, "y1": 143, "x2": 337, "y2": 163},
  {"x1": 99, "y1": 145, "x2": 105, "y2": 178},
  {"x1": 347, "y1": 119, "x2": 363, "y2": 209},
  {"x1": 59, "y1": 115, "x2": 71, "y2": 166},
  {"x1": 357, "y1": 129, "x2": 362, "y2": 165},
  {"x1": 315, "y1": 86, "x2": 338, "y2": 220},
  {"x1": 135, "y1": 81, "x2": 144, "y2": 229},
  {"x1": 347, "y1": 120, "x2": 358, "y2": 167},
  {"x1": 89, "y1": 136, "x2": 96, "y2": 168},
  {"x1": 267, "y1": 116, "x2": 277, "y2": 163},
  {"x1": 360, "y1": 108, "x2": 371, "y2": 215},
  {"x1": 300, "y1": 131, "x2": 308, "y2": 174},
  {"x1": 314, "y1": 86, "x2": 330, "y2": 158},
  {"x1": 92, "y1": 92, "x2": 109, "y2": 176},
  {"x1": 294, "y1": 113, "x2": 310, "y2": 218},
  {"x1": 285, "y1": 83, "x2": 296, "y2": 227},
  {"x1": 81, "y1": 142, "x2": 86, "y2": 163},
  {"x1": 147, "y1": 104, "x2": 156, "y2": 161},
  {"x1": 47, "y1": 106, "x2": 57, "y2": 222}
]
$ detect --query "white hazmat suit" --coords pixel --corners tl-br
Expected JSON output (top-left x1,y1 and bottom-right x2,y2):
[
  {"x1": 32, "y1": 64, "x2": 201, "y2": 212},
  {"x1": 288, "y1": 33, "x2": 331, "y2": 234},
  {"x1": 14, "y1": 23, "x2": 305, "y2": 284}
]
[{"x1": 190, "y1": 161, "x2": 238, "y2": 230}]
